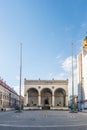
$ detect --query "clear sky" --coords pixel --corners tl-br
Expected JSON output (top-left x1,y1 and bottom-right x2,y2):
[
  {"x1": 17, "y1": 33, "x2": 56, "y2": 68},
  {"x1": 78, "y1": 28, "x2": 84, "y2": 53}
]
[{"x1": 0, "y1": 0, "x2": 87, "y2": 96}]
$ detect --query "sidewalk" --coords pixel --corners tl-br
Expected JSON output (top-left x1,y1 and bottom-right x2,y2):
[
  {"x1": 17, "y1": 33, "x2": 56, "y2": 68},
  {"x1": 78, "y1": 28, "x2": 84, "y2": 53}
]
[
  {"x1": 78, "y1": 109, "x2": 87, "y2": 113},
  {"x1": 0, "y1": 108, "x2": 15, "y2": 112},
  {"x1": 81, "y1": 109, "x2": 87, "y2": 113}
]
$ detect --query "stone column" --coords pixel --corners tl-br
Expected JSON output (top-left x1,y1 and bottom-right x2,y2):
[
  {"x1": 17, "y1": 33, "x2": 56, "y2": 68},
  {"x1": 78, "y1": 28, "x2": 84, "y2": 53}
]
[
  {"x1": 65, "y1": 95, "x2": 68, "y2": 107},
  {"x1": 24, "y1": 92, "x2": 28, "y2": 106},
  {"x1": 52, "y1": 95, "x2": 55, "y2": 107},
  {"x1": 38, "y1": 95, "x2": 41, "y2": 106}
]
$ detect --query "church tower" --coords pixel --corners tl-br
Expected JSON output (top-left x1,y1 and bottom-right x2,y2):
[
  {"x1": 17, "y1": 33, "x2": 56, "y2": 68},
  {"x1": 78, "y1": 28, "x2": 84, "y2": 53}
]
[
  {"x1": 77, "y1": 35, "x2": 87, "y2": 109},
  {"x1": 83, "y1": 36, "x2": 87, "y2": 50}
]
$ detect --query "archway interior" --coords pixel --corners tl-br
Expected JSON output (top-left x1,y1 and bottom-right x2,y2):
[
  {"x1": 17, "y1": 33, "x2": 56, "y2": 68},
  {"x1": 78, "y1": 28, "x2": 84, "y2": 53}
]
[
  {"x1": 54, "y1": 88, "x2": 66, "y2": 107},
  {"x1": 28, "y1": 88, "x2": 38, "y2": 106},
  {"x1": 41, "y1": 88, "x2": 52, "y2": 106}
]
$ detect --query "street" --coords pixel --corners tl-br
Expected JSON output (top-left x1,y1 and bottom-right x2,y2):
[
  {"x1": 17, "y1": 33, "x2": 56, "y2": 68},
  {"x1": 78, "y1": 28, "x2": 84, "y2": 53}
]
[{"x1": 0, "y1": 110, "x2": 87, "y2": 130}]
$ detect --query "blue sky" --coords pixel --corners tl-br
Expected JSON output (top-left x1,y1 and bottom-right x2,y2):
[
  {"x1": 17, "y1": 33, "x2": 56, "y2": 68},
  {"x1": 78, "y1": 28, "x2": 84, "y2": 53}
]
[{"x1": 0, "y1": 0, "x2": 87, "y2": 95}]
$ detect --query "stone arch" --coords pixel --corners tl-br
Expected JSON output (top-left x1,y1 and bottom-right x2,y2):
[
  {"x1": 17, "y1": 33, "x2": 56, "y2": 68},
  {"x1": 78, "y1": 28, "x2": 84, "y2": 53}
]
[
  {"x1": 41, "y1": 88, "x2": 52, "y2": 106},
  {"x1": 54, "y1": 88, "x2": 66, "y2": 107},
  {"x1": 27, "y1": 88, "x2": 38, "y2": 107}
]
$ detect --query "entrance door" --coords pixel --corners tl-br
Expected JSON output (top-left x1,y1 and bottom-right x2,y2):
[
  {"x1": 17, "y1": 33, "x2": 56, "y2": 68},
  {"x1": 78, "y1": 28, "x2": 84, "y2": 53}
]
[{"x1": 44, "y1": 98, "x2": 49, "y2": 105}]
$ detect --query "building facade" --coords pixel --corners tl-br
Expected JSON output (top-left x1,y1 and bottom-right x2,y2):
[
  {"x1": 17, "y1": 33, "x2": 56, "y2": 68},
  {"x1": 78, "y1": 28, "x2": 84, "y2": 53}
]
[
  {"x1": 0, "y1": 79, "x2": 19, "y2": 108},
  {"x1": 77, "y1": 36, "x2": 87, "y2": 109},
  {"x1": 24, "y1": 79, "x2": 68, "y2": 108}
]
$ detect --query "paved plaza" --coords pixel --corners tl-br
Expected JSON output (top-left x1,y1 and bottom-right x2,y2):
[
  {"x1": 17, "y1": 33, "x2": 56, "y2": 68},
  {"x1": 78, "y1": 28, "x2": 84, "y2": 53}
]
[{"x1": 0, "y1": 110, "x2": 87, "y2": 130}]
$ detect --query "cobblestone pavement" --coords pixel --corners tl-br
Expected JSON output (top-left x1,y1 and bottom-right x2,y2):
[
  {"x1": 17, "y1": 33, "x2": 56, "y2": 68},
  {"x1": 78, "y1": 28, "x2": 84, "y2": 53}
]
[{"x1": 0, "y1": 110, "x2": 87, "y2": 130}]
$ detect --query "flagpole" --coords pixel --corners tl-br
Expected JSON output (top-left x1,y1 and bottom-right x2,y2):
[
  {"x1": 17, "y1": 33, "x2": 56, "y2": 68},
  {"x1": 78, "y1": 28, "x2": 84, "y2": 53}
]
[
  {"x1": 19, "y1": 43, "x2": 22, "y2": 108},
  {"x1": 71, "y1": 43, "x2": 75, "y2": 112},
  {"x1": 72, "y1": 43, "x2": 74, "y2": 97}
]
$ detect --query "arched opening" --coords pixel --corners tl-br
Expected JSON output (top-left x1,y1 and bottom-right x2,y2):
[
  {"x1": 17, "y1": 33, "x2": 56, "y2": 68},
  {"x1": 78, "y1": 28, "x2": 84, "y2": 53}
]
[
  {"x1": 28, "y1": 88, "x2": 38, "y2": 107},
  {"x1": 41, "y1": 88, "x2": 52, "y2": 106},
  {"x1": 54, "y1": 88, "x2": 66, "y2": 107}
]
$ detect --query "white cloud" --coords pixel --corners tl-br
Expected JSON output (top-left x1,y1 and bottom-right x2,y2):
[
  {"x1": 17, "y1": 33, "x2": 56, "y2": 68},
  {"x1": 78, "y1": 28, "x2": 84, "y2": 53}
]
[
  {"x1": 46, "y1": 55, "x2": 78, "y2": 96},
  {"x1": 62, "y1": 56, "x2": 77, "y2": 72},
  {"x1": 68, "y1": 68, "x2": 78, "y2": 96},
  {"x1": 61, "y1": 56, "x2": 77, "y2": 96}
]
